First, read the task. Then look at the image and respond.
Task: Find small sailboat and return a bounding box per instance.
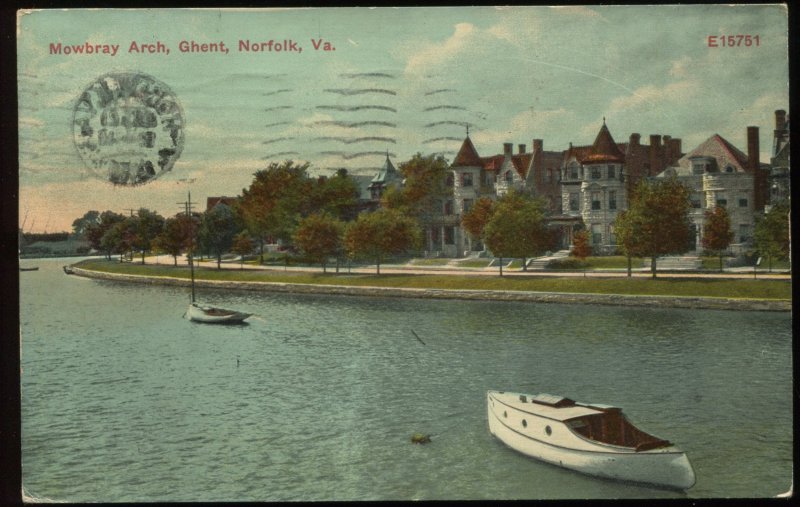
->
[182,192,251,324]
[487,390,695,490]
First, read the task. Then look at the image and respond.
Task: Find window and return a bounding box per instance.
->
[691,193,702,209]
[591,191,601,210]
[430,227,439,245]
[739,224,750,243]
[461,172,473,187]
[608,165,615,179]
[463,199,473,213]
[569,164,579,180]
[544,169,551,183]
[591,167,602,179]
[592,224,602,245]
[725,165,735,173]
[716,198,727,207]
[444,226,455,245]
[505,171,513,183]
[569,193,580,212]
[608,191,617,210]
[739,198,748,208]
[445,173,454,187]
[444,200,454,215]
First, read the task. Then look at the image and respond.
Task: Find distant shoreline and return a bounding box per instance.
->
[70,267,791,312]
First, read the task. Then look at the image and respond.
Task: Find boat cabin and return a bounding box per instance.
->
[530,393,672,452]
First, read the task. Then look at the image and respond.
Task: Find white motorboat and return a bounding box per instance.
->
[486,390,696,490]
[185,302,251,324]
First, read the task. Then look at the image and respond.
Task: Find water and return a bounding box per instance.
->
[20,259,793,501]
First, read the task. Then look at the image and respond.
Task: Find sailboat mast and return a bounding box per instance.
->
[188,191,196,303]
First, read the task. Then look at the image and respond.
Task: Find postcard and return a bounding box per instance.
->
[17,5,791,502]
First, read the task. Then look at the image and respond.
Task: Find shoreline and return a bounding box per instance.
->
[71,267,791,312]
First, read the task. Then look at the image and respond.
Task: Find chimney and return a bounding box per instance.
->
[649,135,662,175]
[629,133,640,146]
[533,139,543,152]
[747,126,765,211]
[669,138,682,163]
[518,144,526,154]
[503,143,513,157]
[775,109,787,132]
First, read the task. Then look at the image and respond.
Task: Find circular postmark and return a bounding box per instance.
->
[72,72,184,186]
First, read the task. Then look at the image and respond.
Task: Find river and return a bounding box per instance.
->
[19,258,792,501]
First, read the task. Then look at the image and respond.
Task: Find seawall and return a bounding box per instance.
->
[71,267,791,312]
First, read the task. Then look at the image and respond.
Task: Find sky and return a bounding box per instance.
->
[17,5,789,233]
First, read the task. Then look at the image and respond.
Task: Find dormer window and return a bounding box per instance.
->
[505,171,513,183]
[725,165,735,173]
[569,163,579,180]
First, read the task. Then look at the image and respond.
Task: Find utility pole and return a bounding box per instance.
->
[178,192,196,303]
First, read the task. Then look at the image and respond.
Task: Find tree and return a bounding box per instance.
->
[571,229,592,261]
[385,153,452,238]
[85,211,126,258]
[156,214,194,266]
[701,206,734,272]
[483,191,550,275]
[231,232,255,270]
[344,209,421,275]
[461,197,495,248]
[754,200,790,272]
[237,160,312,263]
[293,213,344,273]
[129,209,165,264]
[71,210,100,238]
[199,204,239,269]
[614,177,692,279]
[100,219,134,261]
[308,169,360,221]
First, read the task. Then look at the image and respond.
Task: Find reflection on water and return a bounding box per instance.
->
[20,259,792,501]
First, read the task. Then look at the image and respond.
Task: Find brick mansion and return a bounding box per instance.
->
[368,110,790,258]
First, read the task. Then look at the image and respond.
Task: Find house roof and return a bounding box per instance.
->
[581,122,626,164]
[370,153,400,184]
[206,196,238,211]
[452,136,484,167]
[675,134,750,173]
[480,153,531,178]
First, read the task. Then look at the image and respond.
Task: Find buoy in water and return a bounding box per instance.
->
[411,433,431,444]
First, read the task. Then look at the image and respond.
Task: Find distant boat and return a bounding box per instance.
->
[186,303,252,324]
[63,265,74,274]
[487,390,696,490]
[182,191,251,324]
[20,266,39,272]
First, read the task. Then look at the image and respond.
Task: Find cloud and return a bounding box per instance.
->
[472,108,576,149]
[404,23,477,75]
[608,80,697,114]
[669,56,692,78]
[549,6,607,22]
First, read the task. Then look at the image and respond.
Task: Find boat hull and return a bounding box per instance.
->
[186,304,251,324]
[487,391,695,490]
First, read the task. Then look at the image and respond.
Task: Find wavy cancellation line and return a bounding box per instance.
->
[422,105,467,112]
[318,151,396,160]
[340,72,396,79]
[315,105,397,113]
[262,137,295,145]
[261,151,300,160]
[424,120,473,128]
[424,88,456,96]
[313,120,397,128]
[264,106,294,112]
[263,89,293,96]
[323,88,397,96]
[422,137,463,144]
[265,121,292,129]
[313,136,396,144]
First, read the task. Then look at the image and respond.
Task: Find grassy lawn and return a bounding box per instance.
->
[408,258,452,266]
[455,259,492,268]
[76,259,791,301]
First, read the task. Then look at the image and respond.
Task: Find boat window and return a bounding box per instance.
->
[545,426,552,436]
[522,419,527,428]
